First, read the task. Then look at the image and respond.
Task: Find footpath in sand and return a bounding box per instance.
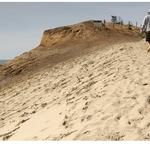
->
[1,39,150,140]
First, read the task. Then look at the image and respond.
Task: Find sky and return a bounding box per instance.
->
[0,2,150,59]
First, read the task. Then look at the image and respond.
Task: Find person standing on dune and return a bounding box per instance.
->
[141,10,150,52]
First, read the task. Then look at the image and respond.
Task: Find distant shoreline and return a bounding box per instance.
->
[0,60,9,64]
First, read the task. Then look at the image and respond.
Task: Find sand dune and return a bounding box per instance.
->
[0,21,140,88]
[1,21,149,140]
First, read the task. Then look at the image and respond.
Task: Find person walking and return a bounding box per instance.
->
[141,10,150,52]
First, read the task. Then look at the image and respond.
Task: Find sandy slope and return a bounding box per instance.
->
[0,21,140,87]
[1,39,150,140]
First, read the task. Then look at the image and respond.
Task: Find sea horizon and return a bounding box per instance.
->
[0,59,9,64]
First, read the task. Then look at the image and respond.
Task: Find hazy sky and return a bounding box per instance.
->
[0,2,150,59]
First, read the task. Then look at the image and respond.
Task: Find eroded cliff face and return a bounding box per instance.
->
[40,21,140,47]
[0,21,141,88]
[40,21,102,47]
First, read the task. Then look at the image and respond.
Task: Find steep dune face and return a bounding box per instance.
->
[1,20,147,140]
[1,40,150,140]
[0,21,140,88]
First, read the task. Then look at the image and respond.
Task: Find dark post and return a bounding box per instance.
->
[103,19,106,28]
[128,21,132,30]
[136,22,138,29]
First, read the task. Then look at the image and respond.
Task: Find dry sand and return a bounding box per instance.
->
[1,38,150,140]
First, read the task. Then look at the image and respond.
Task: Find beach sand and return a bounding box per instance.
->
[1,39,150,140]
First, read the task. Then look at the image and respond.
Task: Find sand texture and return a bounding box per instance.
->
[1,21,148,140]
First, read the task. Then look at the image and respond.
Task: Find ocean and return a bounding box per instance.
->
[0,60,8,64]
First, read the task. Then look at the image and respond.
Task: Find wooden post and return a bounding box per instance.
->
[136,22,138,29]
[113,23,114,28]
[128,21,132,30]
[103,19,106,28]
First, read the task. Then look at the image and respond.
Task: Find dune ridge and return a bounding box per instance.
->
[1,20,148,140]
[0,21,140,88]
